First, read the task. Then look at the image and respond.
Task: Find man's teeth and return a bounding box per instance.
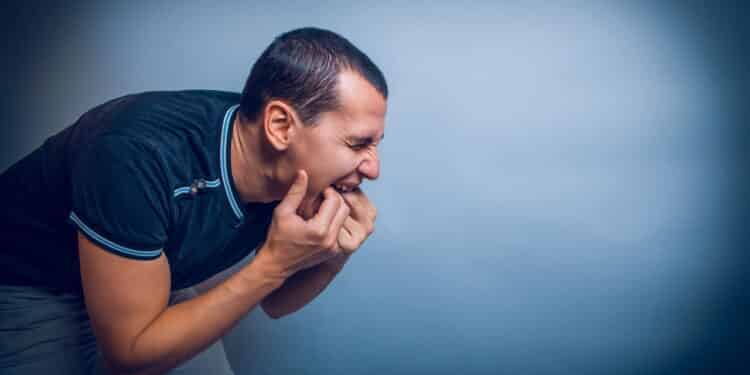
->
[332,184,351,193]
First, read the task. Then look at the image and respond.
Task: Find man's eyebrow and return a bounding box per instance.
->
[350,134,385,144]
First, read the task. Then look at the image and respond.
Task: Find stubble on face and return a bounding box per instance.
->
[287,70,386,220]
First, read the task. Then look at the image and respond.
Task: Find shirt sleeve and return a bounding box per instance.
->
[68,135,170,260]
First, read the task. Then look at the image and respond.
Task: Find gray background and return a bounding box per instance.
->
[1,1,748,374]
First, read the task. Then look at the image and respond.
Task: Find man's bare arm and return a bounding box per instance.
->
[82,170,349,374]
[261,187,375,319]
[261,253,350,319]
[79,233,285,375]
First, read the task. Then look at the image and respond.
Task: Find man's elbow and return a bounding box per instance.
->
[100,339,161,375]
[261,298,287,320]
[102,353,148,375]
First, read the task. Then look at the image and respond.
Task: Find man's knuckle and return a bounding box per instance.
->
[333,194,343,207]
[312,225,327,239]
[320,236,335,250]
[320,225,330,237]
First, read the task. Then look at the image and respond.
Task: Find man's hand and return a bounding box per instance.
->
[257,185,376,319]
[256,170,350,282]
[321,187,377,274]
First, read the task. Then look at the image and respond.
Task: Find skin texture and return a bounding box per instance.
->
[78,70,385,374]
[229,69,385,218]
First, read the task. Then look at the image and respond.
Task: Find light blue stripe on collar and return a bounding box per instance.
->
[220,104,244,221]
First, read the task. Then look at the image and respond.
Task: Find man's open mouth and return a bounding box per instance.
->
[331,183,355,194]
[299,184,357,219]
[331,185,346,194]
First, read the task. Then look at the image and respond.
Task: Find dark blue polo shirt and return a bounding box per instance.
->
[0,90,278,293]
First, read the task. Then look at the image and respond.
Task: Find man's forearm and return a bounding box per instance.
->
[109,252,285,375]
[261,254,350,319]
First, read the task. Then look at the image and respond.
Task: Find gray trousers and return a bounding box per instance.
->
[0,285,235,375]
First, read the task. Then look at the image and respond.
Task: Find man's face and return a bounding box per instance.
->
[289,70,386,219]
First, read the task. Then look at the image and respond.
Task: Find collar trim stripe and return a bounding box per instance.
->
[220,104,244,220]
[69,211,162,259]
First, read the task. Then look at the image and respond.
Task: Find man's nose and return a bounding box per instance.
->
[358,147,380,180]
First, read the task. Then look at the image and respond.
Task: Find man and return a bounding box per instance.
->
[0,27,387,374]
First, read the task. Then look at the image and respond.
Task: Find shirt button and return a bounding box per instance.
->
[190,179,207,196]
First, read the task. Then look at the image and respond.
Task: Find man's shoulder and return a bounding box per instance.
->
[68,89,239,180]
[127,89,240,109]
[86,89,240,119]
[114,89,240,100]
[172,89,241,101]
[82,89,239,142]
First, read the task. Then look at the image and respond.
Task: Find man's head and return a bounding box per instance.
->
[239,27,388,218]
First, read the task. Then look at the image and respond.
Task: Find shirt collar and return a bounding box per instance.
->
[219,104,246,221]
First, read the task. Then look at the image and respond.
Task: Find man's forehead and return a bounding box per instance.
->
[332,104,385,140]
[336,71,387,117]
[324,70,386,141]
[337,112,385,140]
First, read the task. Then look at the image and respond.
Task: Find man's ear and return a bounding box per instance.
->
[262,100,299,151]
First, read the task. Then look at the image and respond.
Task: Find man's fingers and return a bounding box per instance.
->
[341,189,376,222]
[276,170,308,215]
[343,216,366,239]
[309,187,342,232]
[338,216,366,252]
[337,223,358,252]
[329,200,350,237]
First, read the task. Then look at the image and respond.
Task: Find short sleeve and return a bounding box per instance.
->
[68,136,170,260]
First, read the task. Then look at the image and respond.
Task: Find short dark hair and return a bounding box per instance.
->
[239,27,388,125]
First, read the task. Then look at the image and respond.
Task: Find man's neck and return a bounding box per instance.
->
[229,116,280,204]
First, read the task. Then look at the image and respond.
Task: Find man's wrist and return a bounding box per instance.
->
[244,247,288,289]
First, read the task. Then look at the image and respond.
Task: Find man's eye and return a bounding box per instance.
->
[350,143,368,150]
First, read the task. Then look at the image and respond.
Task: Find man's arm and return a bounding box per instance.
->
[81,170,349,375]
[79,233,285,375]
[261,187,375,319]
[261,253,350,319]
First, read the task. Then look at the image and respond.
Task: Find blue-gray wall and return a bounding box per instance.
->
[2,1,747,374]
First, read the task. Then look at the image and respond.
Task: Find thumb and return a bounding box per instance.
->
[277,170,308,214]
